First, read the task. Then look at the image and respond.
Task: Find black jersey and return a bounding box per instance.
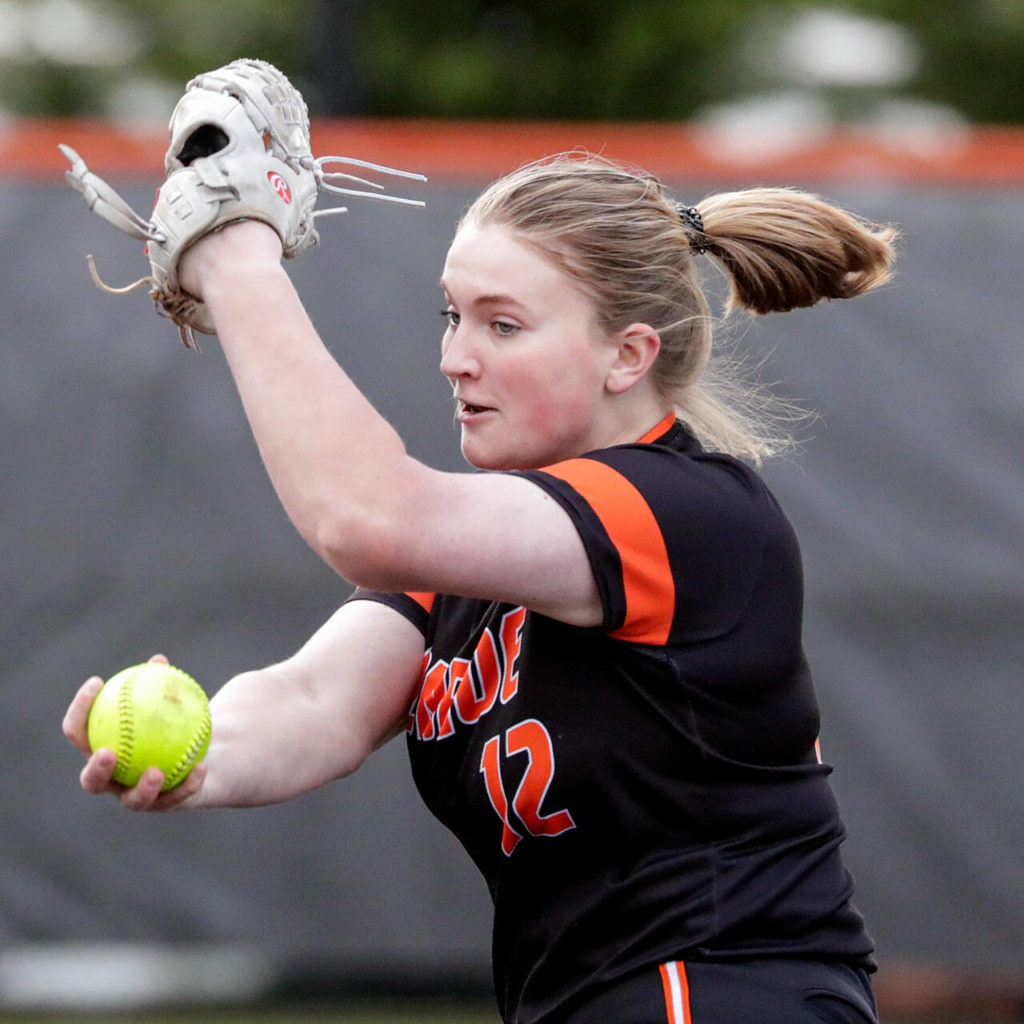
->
[350,415,874,1024]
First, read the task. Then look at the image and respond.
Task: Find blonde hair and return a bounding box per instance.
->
[461,152,897,463]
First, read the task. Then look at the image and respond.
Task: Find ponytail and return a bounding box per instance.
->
[694,188,897,315]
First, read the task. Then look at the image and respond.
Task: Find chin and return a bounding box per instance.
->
[463,449,514,471]
[461,439,535,472]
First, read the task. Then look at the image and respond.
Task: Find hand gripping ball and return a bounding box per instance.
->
[87,662,212,791]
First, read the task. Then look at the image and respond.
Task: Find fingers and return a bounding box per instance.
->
[117,767,167,811]
[80,757,206,812]
[81,761,164,811]
[62,675,104,755]
[151,762,208,812]
[118,763,208,812]
[78,746,119,794]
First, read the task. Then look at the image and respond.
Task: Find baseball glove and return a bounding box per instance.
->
[61,58,425,348]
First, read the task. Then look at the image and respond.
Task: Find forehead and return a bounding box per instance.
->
[441,221,584,307]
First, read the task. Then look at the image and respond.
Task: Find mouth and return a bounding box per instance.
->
[455,398,495,420]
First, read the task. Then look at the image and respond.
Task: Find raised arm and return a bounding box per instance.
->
[64,600,425,811]
[179,221,617,627]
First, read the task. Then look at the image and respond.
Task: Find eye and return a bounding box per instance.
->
[440,308,460,328]
[492,319,519,337]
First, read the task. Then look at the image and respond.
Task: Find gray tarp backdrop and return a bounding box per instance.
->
[1,175,1021,1002]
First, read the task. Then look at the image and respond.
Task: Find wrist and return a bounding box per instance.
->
[179,220,283,300]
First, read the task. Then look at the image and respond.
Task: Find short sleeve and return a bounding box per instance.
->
[517,446,769,645]
[345,588,435,637]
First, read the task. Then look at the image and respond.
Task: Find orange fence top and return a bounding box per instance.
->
[4,117,1023,186]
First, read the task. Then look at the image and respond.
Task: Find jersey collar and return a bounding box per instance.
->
[635,412,677,445]
[634,412,704,454]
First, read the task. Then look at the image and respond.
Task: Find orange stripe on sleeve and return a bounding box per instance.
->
[405,591,436,614]
[544,459,674,645]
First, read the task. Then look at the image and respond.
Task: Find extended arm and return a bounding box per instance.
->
[64,600,424,811]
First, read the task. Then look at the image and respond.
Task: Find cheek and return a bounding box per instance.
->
[517,374,598,448]
[493,331,608,444]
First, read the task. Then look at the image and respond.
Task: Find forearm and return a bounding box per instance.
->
[194,230,415,580]
[185,599,423,810]
[186,663,372,809]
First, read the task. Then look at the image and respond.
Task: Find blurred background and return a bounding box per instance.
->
[1,1,1022,1022]
[1,0,1023,127]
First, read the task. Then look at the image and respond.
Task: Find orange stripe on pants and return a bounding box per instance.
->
[659,961,692,1023]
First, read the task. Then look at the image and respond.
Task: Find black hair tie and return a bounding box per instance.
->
[676,203,709,254]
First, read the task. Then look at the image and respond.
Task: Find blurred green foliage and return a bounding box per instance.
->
[355,1,741,120]
[1,0,1022,123]
[0,0,307,117]
[353,0,1024,122]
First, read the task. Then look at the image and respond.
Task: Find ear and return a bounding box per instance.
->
[605,323,661,395]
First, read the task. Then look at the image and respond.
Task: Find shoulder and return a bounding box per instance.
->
[514,427,790,645]
[523,427,771,544]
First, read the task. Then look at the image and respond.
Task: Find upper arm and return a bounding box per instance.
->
[338,465,604,627]
[288,598,426,756]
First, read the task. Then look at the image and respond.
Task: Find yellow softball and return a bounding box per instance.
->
[87,662,211,791]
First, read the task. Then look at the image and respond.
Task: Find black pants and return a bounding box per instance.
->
[561,958,879,1024]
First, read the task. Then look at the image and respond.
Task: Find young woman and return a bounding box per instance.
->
[65,153,896,1024]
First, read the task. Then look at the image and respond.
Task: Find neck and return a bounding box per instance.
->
[600,393,674,448]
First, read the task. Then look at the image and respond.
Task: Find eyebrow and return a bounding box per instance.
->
[440,281,526,310]
[474,293,525,308]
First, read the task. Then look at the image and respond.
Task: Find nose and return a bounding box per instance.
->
[440,323,481,380]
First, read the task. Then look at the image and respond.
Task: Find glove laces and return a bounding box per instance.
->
[313,156,427,216]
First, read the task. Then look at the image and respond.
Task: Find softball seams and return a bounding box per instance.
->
[164,705,212,788]
[160,667,212,790]
[113,673,136,785]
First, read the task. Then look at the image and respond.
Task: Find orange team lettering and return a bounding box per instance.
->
[480,719,577,856]
[408,606,526,741]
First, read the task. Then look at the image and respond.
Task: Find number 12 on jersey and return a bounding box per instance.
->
[480,719,577,856]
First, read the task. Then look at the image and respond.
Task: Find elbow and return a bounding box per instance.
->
[308,458,438,590]
[314,509,410,591]
[328,730,375,782]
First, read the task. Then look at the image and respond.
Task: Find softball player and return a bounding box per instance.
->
[66,153,895,1024]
